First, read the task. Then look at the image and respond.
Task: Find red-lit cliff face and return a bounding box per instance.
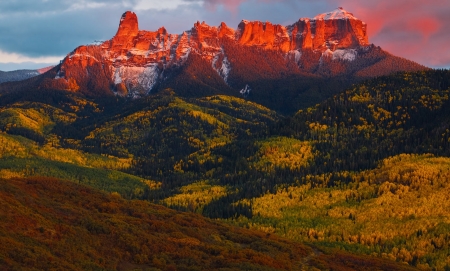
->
[54,8,373,97]
[111,11,139,52]
[237,21,291,52]
[235,7,368,53]
[289,7,369,51]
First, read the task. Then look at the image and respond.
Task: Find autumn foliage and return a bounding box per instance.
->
[0,177,417,270]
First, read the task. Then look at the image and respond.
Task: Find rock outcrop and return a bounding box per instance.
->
[237,21,291,52]
[54,7,373,97]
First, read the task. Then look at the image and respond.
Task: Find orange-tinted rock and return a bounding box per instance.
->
[64,46,100,70]
[292,8,369,51]
[312,17,368,50]
[111,11,139,52]
[289,8,368,51]
[115,82,128,96]
[134,28,169,53]
[237,21,291,52]
[54,8,372,96]
[175,32,191,60]
[218,22,235,39]
[290,19,313,50]
[191,21,220,49]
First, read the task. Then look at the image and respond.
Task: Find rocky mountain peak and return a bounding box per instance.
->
[117,11,139,37]
[218,22,235,39]
[313,7,359,21]
[51,8,422,99]
[111,11,139,52]
[237,20,291,52]
[290,7,369,51]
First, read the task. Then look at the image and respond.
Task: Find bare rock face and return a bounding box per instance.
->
[310,8,368,50]
[54,7,372,97]
[190,21,222,60]
[237,21,291,52]
[218,22,235,39]
[111,11,139,52]
[289,19,313,50]
[290,8,368,51]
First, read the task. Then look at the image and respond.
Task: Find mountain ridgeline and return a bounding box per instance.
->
[1,8,426,114]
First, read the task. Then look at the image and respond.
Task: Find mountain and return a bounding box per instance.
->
[0,66,53,84]
[38,8,426,114]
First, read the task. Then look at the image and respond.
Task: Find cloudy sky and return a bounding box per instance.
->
[0,0,449,71]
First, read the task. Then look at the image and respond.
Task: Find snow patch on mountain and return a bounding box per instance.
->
[314,7,358,21]
[128,49,149,57]
[240,84,251,97]
[212,49,231,83]
[69,53,99,62]
[288,50,302,63]
[332,49,357,61]
[88,40,105,46]
[322,49,357,62]
[55,70,63,79]
[219,56,231,82]
[113,65,160,96]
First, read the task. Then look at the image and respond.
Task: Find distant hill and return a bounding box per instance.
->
[0,66,54,84]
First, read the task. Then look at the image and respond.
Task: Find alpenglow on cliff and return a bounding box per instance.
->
[51,8,423,98]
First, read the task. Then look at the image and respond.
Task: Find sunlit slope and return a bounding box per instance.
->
[161,70,450,269]
[231,154,450,270]
[80,93,279,178]
[0,132,154,198]
[0,177,417,270]
[0,68,448,269]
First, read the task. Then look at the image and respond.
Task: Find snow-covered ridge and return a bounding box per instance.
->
[212,48,231,83]
[88,40,105,46]
[322,49,358,62]
[68,53,99,62]
[314,7,358,21]
[113,65,159,97]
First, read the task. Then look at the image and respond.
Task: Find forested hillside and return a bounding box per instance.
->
[0,69,449,269]
[159,44,427,114]
[0,69,40,84]
[0,177,419,270]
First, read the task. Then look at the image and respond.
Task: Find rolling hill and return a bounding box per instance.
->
[0,69,449,269]
[0,177,417,270]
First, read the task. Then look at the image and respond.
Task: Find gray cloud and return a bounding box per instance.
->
[0,1,127,58]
